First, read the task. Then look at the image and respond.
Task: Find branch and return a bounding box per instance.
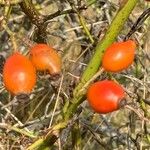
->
[20,0,46,42]
[27,0,139,149]
[20,1,87,42]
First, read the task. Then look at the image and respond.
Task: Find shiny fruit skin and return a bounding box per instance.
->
[30,44,61,75]
[102,40,136,72]
[3,52,36,95]
[87,80,125,114]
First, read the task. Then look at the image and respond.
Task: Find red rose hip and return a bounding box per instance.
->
[87,80,125,114]
[102,40,136,72]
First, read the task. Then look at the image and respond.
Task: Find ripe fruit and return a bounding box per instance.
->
[87,80,125,114]
[29,43,61,76]
[102,40,136,72]
[3,52,36,95]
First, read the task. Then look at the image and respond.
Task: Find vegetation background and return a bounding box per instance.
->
[0,0,150,149]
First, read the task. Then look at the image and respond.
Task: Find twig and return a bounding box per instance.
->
[0,101,30,132]
[25,91,51,122]
[125,105,150,123]
[49,75,64,127]
[0,123,36,138]
[67,1,94,44]
[78,68,104,94]
[124,8,150,41]
[44,6,87,24]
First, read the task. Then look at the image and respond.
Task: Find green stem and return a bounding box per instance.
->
[65,0,139,120]
[27,122,67,150]
[74,0,139,96]
[78,14,95,44]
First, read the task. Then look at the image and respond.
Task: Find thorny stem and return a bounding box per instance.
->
[20,0,46,42]
[20,0,44,27]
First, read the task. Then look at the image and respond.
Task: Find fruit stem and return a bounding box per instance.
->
[78,68,104,94]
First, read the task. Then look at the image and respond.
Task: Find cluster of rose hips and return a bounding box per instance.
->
[2,39,136,115]
[3,43,61,96]
[87,40,136,114]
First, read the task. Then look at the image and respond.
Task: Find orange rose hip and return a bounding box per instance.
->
[102,40,136,72]
[87,80,125,114]
[3,52,36,95]
[30,44,61,76]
